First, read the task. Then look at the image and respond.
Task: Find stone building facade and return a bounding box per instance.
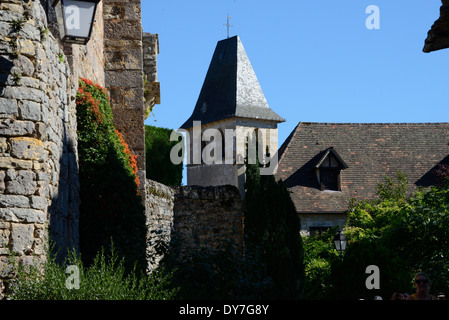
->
[0,0,157,296]
[0,0,80,292]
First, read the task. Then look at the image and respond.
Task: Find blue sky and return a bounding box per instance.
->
[141,1,447,183]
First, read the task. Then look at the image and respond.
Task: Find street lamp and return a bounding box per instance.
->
[52,0,100,45]
[334,230,347,259]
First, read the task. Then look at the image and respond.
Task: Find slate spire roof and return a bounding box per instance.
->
[423,0,449,52]
[181,36,284,129]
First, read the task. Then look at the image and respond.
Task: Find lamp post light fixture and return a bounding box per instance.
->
[52,0,100,45]
[334,230,347,259]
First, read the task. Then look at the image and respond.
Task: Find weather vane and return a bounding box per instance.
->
[223,14,233,39]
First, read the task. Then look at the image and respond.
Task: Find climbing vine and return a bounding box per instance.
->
[76,78,139,187]
[76,78,146,272]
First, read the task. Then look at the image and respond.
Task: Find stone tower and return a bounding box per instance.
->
[180,36,284,198]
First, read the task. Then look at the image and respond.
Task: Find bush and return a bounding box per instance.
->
[331,238,411,300]
[160,241,272,300]
[6,246,178,300]
[76,78,146,272]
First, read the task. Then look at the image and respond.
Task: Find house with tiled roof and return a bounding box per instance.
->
[274,1,449,235]
[275,122,449,235]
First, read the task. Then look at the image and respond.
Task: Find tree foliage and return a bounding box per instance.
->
[342,171,449,298]
[302,228,340,300]
[145,125,183,186]
[244,159,305,299]
[303,171,449,300]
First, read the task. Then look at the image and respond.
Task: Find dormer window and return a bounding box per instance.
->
[315,147,348,191]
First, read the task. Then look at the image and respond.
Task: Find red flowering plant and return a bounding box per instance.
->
[76,78,139,188]
[116,129,140,187]
[76,78,146,271]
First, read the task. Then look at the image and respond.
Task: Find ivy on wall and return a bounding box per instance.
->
[76,78,146,272]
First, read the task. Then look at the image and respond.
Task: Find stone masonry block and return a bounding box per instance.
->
[103,3,124,20]
[10,223,34,255]
[0,171,4,193]
[0,97,18,117]
[5,170,36,195]
[3,86,45,103]
[0,21,13,36]
[0,118,34,137]
[105,70,143,88]
[13,54,35,77]
[0,8,22,23]
[0,157,33,170]
[0,194,29,208]
[109,86,144,110]
[30,196,46,210]
[104,20,142,40]
[19,100,41,121]
[17,39,35,57]
[10,137,45,161]
[0,137,8,153]
[0,226,10,249]
[0,208,45,224]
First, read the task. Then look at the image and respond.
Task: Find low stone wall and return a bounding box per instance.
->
[173,184,244,255]
[145,179,244,272]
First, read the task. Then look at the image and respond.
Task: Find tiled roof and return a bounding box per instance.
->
[275,122,449,213]
[180,36,284,129]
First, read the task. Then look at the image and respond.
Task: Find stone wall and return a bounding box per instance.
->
[145,179,244,273]
[46,0,105,87]
[143,32,160,119]
[0,0,149,297]
[0,0,79,296]
[173,184,244,255]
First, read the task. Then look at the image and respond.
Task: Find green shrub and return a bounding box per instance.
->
[145,125,183,186]
[6,246,178,300]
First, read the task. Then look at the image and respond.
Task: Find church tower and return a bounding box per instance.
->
[180,36,284,198]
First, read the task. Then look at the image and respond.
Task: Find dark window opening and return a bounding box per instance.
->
[320,167,340,191]
[316,150,346,192]
[309,226,331,236]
